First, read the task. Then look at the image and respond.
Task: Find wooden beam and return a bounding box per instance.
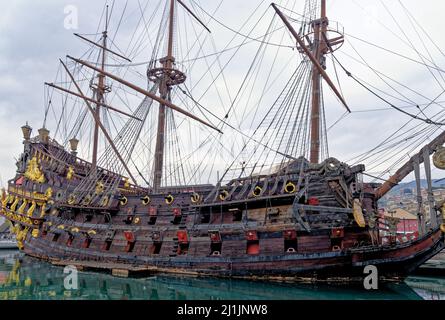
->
[45,83,142,121]
[74,33,132,62]
[177,0,211,33]
[59,59,138,185]
[271,3,350,113]
[375,129,445,200]
[67,55,222,134]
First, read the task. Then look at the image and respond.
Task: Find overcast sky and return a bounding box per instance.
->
[1,0,445,187]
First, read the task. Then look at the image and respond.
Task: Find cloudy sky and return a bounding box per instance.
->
[1,0,445,187]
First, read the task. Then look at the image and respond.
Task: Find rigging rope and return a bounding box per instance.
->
[330,52,445,126]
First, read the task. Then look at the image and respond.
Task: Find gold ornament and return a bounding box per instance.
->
[24,157,45,183]
[433,146,445,170]
[95,182,105,195]
[353,199,366,228]
[27,201,37,217]
[66,167,75,180]
[10,197,20,212]
[100,196,109,207]
[45,187,53,200]
[67,194,76,205]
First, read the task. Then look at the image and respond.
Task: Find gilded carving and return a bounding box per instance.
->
[24,157,45,183]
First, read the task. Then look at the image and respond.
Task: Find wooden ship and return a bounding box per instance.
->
[0,0,444,282]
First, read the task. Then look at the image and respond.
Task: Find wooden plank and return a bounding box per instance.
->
[294,204,352,214]
[260,238,284,254]
[112,269,130,278]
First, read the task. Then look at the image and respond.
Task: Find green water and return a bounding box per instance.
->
[0,251,443,300]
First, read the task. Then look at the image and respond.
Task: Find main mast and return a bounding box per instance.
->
[309,0,328,164]
[149,0,187,192]
[154,0,174,191]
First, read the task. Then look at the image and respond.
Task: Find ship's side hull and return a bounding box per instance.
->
[21,225,444,282]
[4,140,444,283]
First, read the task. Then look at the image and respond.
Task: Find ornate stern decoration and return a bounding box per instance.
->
[24,157,45,184]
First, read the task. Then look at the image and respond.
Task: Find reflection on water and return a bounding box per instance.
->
[0,251,440,300]
[405,276,445,300]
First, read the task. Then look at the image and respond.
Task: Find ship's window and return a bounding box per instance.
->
[231,209,242,222]
[210,242,222,256]
[125,242,136,253]
[246,240,260,255]
[178,243,189,255]
[200,213,210,224]
[84,214,93,223]
[298,196,306,204]
[331,238,343,251]
[104,213,112,224]
[148,216,157,225]
[103,239,112,251]
[82,238,92,249]
[172,216,182,225]
[124,216,133,225]
[52,233,60,242]
[284,239,298,253]
[66,235,74,247]
[150,242,162,255]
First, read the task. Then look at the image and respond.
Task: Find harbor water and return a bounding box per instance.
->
[0,251,443,300]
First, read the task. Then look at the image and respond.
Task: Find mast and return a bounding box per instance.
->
[152,0,181,192]
[92,5,109,169]
[310,0,328,164]
[143,0,211,191]
[272,1,348,164]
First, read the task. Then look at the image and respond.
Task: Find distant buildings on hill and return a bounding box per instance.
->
[378,185,445,244]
